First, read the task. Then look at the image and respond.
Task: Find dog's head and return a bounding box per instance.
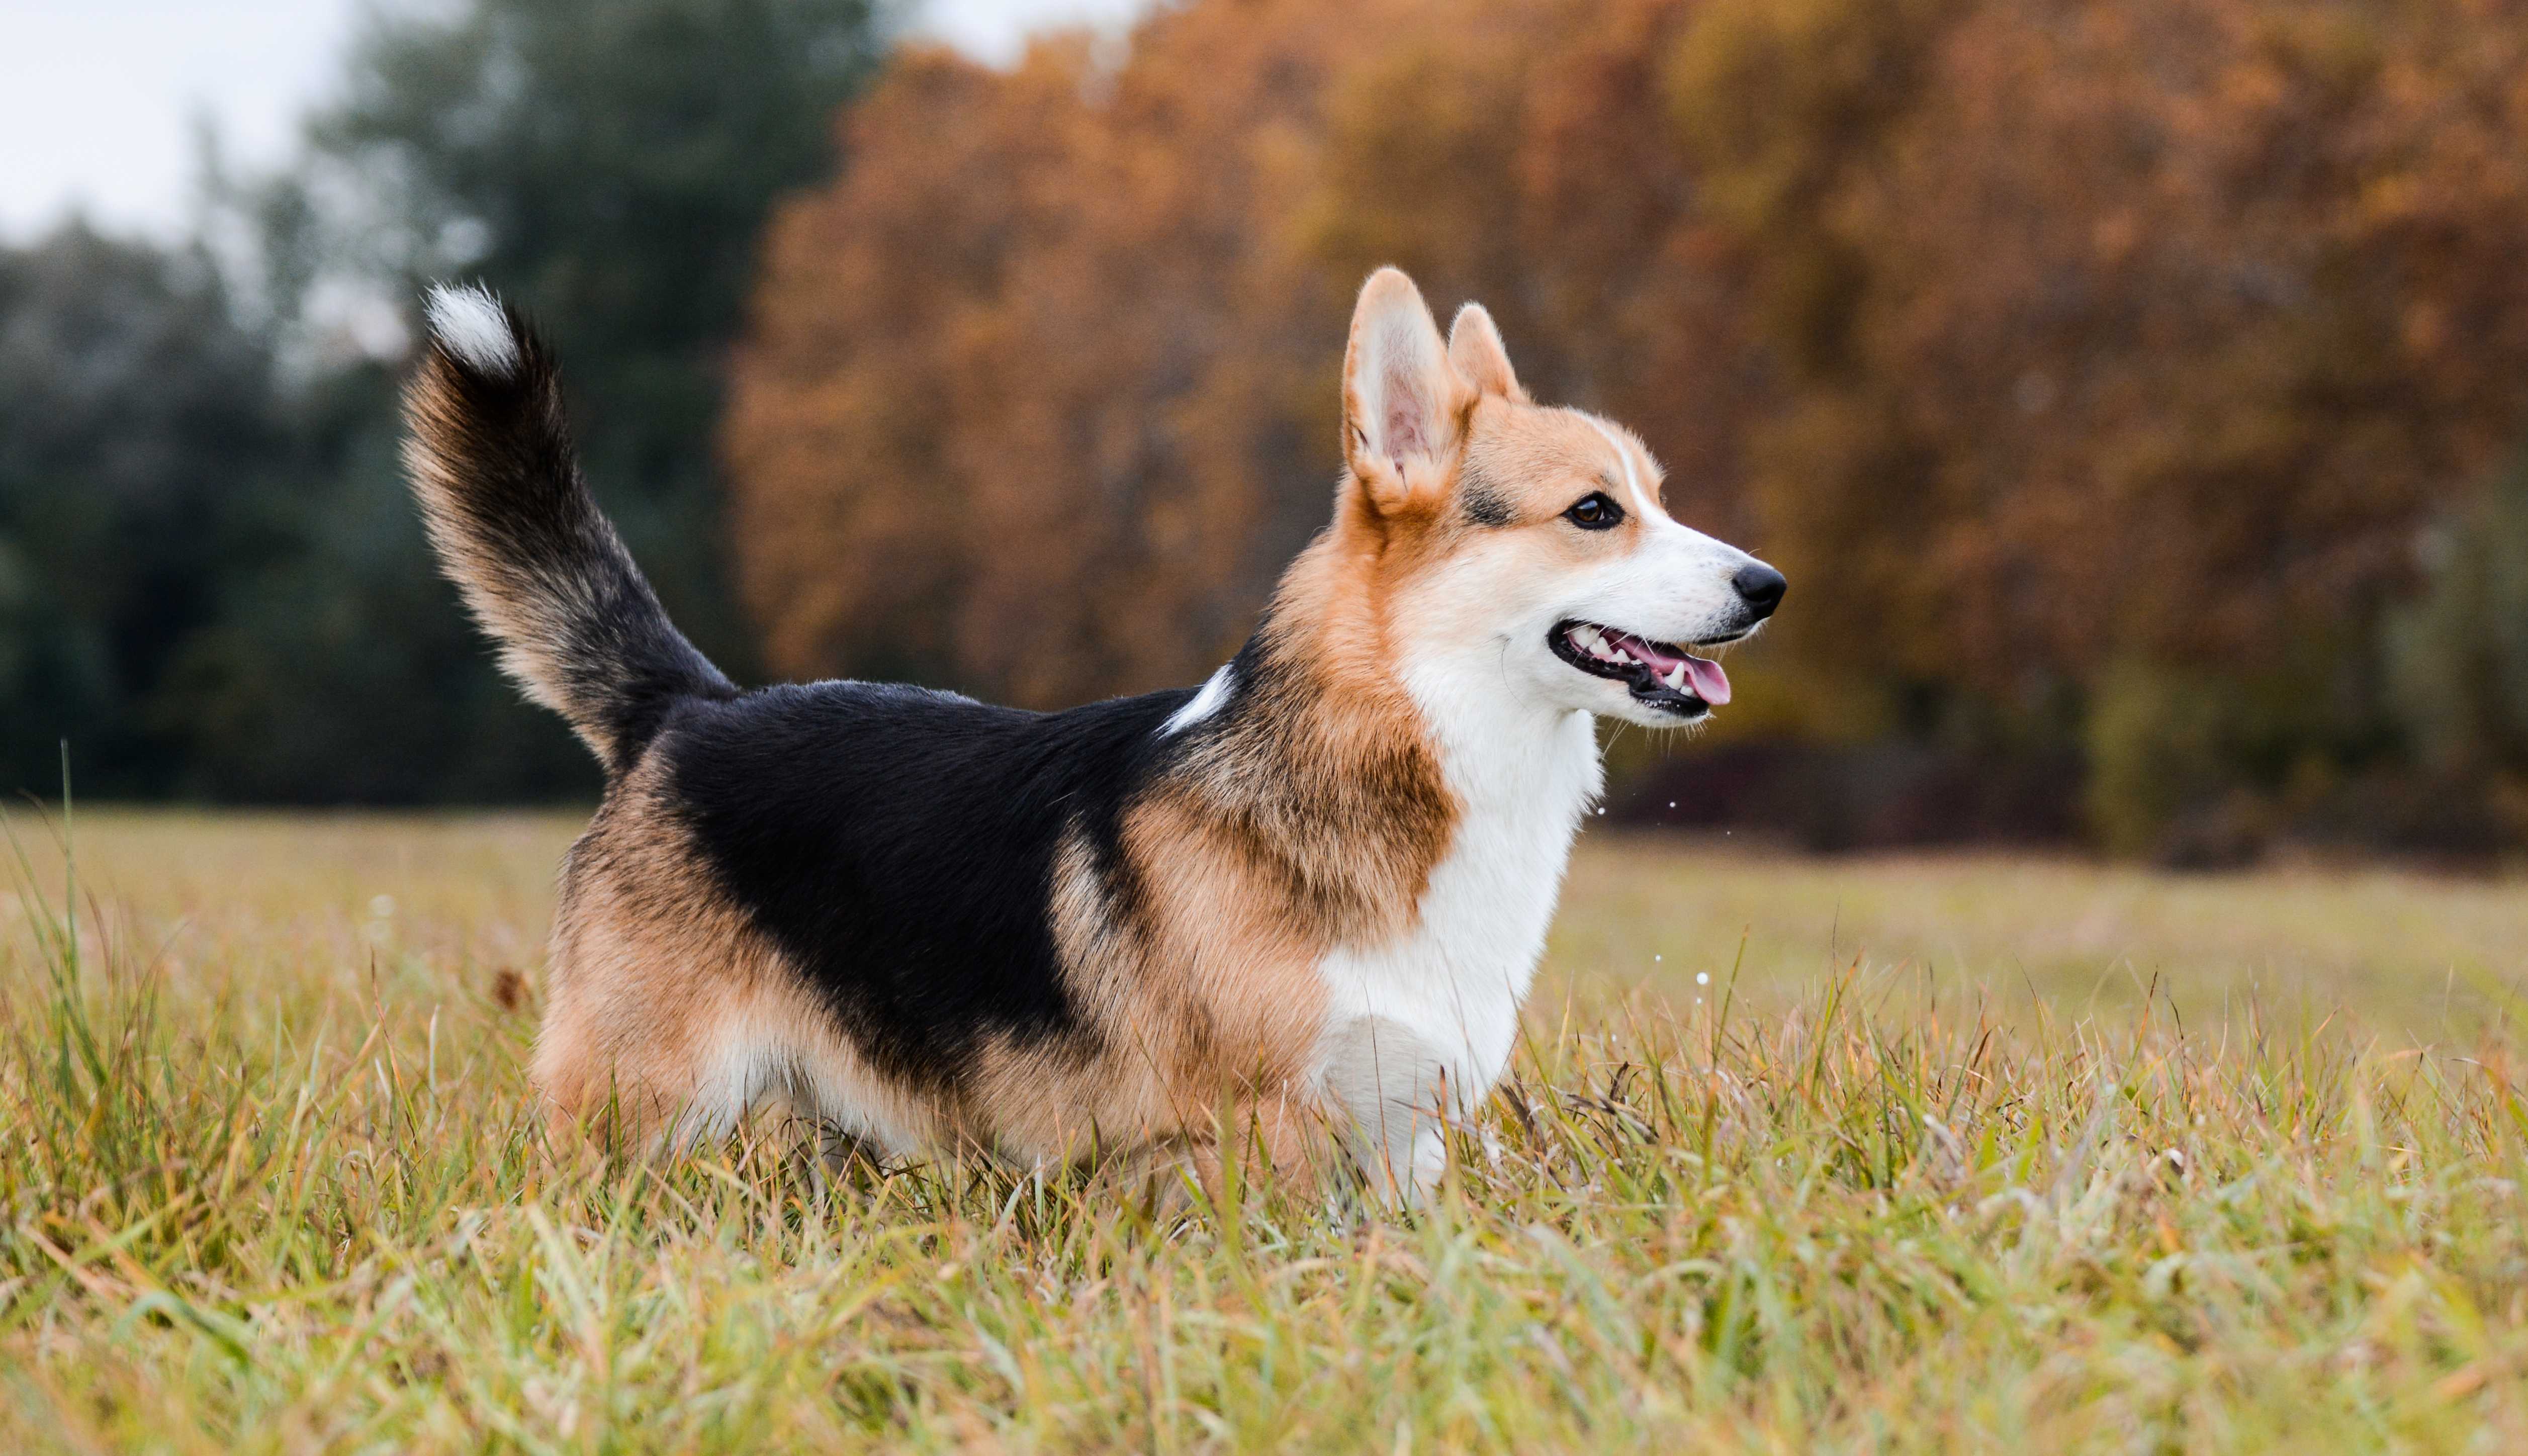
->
[1332,267,1782,729]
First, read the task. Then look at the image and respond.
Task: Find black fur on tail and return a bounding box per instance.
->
[402,284,735,773]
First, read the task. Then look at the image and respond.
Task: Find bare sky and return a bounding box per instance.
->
[0,0,1146,241]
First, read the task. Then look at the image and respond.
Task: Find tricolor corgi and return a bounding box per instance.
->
[403,267,1782,1201]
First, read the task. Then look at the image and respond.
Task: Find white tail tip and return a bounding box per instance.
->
[423,282,520,378]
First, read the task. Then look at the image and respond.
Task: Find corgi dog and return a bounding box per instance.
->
[403,267,1782,1201]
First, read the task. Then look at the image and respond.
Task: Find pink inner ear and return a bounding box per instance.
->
[1383,374,1427,459]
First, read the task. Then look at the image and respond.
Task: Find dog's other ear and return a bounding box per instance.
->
[1447,303,1526,403]
[1343,267,1472,516]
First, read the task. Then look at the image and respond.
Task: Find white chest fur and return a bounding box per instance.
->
[1310,666,1600,1191]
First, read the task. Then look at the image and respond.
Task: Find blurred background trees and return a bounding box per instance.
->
[309,0,886,671]
[1,0,884,802]
[732,0,2528,858]
[0,227,282,797]
[10,0,2528,861]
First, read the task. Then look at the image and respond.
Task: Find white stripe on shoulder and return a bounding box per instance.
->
[1159,663,1235,737]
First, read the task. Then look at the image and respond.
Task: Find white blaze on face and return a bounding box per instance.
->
[1387,405,1767,732]
[1567,414,1756,649]
[1583,416,1662,522]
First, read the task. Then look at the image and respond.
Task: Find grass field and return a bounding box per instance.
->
[5,809,2527,1451]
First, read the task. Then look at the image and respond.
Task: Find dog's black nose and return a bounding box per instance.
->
[1733,562,1786,617]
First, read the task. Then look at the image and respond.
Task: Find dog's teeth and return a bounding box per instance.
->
[1664,663,1686,691]
[1575,626,1603,650]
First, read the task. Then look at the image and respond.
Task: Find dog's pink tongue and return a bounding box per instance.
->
[1682,655,1731,706]
[1623,634,1732,706]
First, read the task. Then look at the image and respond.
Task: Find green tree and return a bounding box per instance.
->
[2385,450,2528,782]
[0,225,280,798]
[2,0,889,804]
[309,0,890,670]
[151,357,598,804]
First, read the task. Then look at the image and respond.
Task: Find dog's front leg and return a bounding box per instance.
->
[1315,1016,1456,1205]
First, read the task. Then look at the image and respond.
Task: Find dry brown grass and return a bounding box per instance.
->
[4,810,2524,1451]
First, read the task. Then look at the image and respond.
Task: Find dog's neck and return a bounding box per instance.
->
[1160,524,1598,948]
[1265,507,1600,795]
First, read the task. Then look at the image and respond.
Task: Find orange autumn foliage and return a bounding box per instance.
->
[726,0,2528,752]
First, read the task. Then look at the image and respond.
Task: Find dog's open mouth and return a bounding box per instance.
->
[1549,620,1731,718]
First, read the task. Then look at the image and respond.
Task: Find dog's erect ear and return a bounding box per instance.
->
[1343,267,1473,516]
[1447,303,1525,403]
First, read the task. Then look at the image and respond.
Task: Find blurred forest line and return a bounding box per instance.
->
[731,0,2528,860]
[1,0,882,802]
[9,0,2528,862]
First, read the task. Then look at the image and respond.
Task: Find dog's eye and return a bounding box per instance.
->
[1563,492,1623,530]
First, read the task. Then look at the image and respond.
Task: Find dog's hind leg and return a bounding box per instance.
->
[530,987,767,1154]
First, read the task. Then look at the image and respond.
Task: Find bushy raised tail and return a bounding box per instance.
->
[402,284,735,773]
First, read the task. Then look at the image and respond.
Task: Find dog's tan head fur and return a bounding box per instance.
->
[1313,267,1777,732]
